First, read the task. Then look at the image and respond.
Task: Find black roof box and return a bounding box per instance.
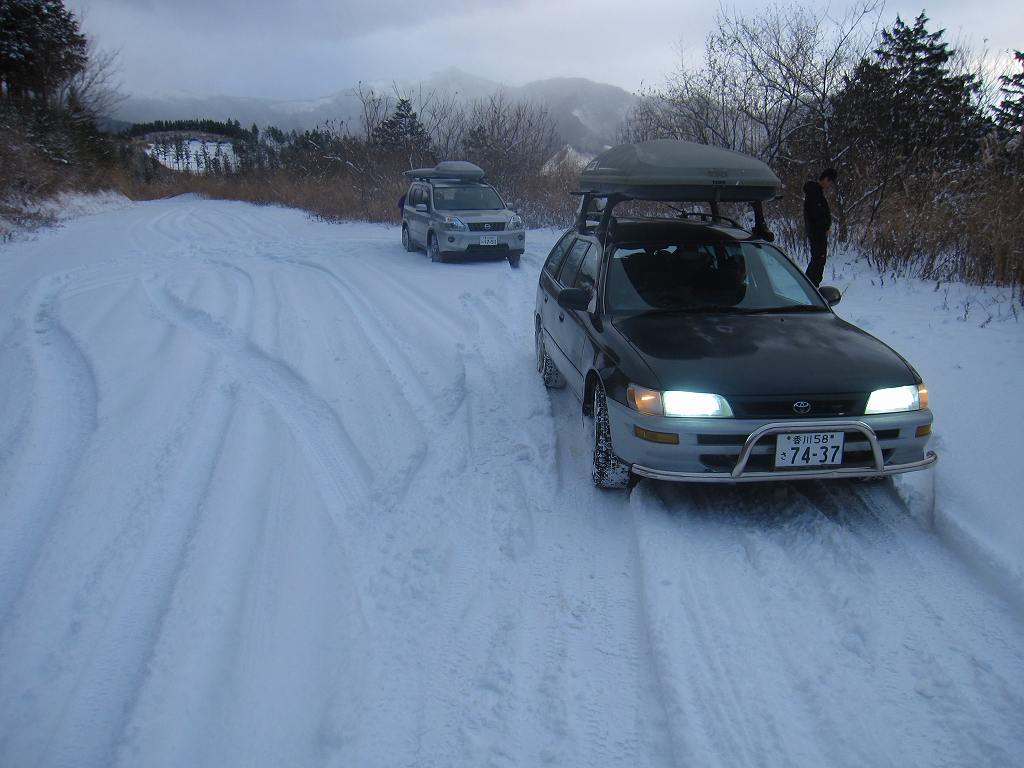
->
[578,140,779,202]
[403,161,485,182]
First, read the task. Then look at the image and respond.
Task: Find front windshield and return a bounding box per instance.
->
[605,240,827,314]
[432,186,504,211]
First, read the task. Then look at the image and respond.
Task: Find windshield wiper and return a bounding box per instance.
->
[637,305,755,315]
[742,305,829,314]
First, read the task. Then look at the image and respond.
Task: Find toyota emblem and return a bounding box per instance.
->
[793,401,812,414]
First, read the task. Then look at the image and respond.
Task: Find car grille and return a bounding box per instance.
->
[730,396,866,419]
[468,222,506,232]
[696,429,899,446]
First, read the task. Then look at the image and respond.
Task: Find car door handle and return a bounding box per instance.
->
[543,295,548,303]
[558,312,564,321]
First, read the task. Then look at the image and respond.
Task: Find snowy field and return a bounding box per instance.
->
[1,196,1022,767]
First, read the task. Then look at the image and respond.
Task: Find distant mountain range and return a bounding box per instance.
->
[114,68,638,153]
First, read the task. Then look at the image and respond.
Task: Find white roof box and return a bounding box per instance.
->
[578,140,780,202]
[403,161,486,182]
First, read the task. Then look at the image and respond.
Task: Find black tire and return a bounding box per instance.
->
[402,224,415,252]
[429,233,444,263]
[535,325,565,388]
[588,383,632,489]
[508,251,521,268]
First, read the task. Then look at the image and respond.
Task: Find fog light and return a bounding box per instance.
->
[634,426,679,444]
[915,424,931,437]
[447,236,455,243]
[518,234,524,241]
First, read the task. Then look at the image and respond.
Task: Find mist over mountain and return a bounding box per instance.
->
[115,69,637,153]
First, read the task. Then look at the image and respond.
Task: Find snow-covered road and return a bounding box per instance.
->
[1,197,1022,767]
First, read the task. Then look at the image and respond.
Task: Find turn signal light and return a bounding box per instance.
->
[634,426,679,444]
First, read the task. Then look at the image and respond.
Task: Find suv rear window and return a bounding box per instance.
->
[433,186,504,211]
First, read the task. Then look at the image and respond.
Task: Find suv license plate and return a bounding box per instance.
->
[775,432,844,468]
[480,235,498,246]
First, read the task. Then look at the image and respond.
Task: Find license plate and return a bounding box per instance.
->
[480,235,498,245]
[775,432,844,468]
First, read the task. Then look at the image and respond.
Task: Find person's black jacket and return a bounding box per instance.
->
[803,180,831,239]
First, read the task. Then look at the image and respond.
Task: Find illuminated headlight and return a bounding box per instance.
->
[628,385,733,418]
[443,216,468,231]
[508,214,524,229]
[865,384,928,414]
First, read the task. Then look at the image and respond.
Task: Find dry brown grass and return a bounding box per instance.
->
[74,133,1024,302]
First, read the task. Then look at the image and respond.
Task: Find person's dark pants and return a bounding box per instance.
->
[806,233,828,286]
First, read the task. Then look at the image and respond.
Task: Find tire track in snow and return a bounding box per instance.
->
[416,290,583,765]
[0,331,32,494]
[336,279,547,765]
[628,483,847,766]
[141,274,372,521]
[267,256,445,417]
[36,372,237,768]
[791,481,1024,763]
[346,256,473,340]
[247,255,457,509]
[0,277,99,626]
[630,479,1024,768]
[623,488,691,768]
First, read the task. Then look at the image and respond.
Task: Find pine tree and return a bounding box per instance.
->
[833,13,986,164]
[371,98,431,161]
[994,51,1024,137]
[0,0,87,106]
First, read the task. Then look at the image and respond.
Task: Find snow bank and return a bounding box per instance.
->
[823,250,1024,598]
[1,190,132,242]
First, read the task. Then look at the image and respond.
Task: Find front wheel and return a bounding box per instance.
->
[402,224,415,252]
[508,251,521,269]
[587,383,632,489]
[429,233,444,263]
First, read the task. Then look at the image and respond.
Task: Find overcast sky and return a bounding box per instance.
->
[77,0,1022,100]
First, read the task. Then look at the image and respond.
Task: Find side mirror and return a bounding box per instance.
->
[557,287,591,311]
[819,285,842,306]
[414,203,428,212]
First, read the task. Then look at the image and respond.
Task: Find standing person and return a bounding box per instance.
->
[803,168,836,286]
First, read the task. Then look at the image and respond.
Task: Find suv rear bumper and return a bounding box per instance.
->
[606,398,936,483]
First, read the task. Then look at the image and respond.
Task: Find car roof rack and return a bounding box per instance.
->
[574,140,781,241]
[403,160,486,184]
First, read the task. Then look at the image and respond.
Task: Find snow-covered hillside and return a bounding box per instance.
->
[0,197,1022,767]
[145,139,237,173]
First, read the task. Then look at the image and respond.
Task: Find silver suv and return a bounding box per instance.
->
[401,161,525,267]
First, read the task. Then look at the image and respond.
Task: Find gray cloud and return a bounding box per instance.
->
[77,0,1023,100]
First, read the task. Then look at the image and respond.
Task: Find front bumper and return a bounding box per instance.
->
[607,398,936,483]
[437,228,525,256]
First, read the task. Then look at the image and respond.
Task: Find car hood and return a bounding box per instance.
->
[612,311,917,396]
